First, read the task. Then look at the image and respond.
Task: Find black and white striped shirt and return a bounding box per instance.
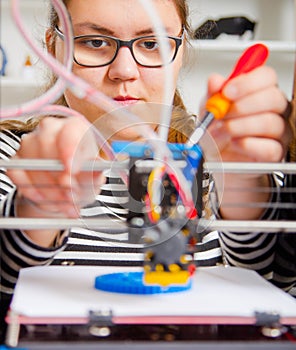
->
[0,129,222,294]
[0,129,295,299]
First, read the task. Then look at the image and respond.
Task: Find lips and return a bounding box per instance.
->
[113,96,139,106]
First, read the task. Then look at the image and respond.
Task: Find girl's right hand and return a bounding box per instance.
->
[8,116,104,219]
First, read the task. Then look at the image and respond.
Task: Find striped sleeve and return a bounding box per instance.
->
[273,173,296,296]
[272,233,296,296]
[218,172,296,296]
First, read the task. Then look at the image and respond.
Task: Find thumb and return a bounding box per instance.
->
[199,73,227,118]
[207,73,226,97]
[57,117,98,175]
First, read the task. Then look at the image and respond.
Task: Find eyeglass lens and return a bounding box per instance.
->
[74,36,178,67]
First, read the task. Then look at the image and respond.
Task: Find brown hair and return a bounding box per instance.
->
[2,0,195,142]
[0,118,40,136]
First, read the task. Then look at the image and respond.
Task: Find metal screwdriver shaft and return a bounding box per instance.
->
[187,111,214,145]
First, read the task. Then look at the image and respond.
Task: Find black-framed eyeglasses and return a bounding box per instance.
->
[55,26,184,68]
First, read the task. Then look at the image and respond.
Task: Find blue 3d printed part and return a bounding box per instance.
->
[94,272,192,294]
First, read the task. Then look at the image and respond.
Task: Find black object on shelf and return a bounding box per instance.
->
[194,16,257,40]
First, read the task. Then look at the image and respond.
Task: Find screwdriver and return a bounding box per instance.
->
[187,43,269,145]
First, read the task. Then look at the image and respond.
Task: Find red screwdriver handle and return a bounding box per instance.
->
[206,43,269,119]
[224,43,269,86]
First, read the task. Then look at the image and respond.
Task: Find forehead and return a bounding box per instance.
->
[66,0,182,36]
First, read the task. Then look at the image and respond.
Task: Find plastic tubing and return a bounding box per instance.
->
[135,1,197,216]
[6,0,117,172]
[7,0,152,133]
[4,0,195,210]
[8,1,171,162]
[38,104,115,160]
[0,0,73,119]
[7,1,167,150]
[9,0,119,164]
[137,0,174,144]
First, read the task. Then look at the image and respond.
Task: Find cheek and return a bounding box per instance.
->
[63,75,106,123]
[54,42,105,89]
[67,66,107,112]
[72,66,104,87]
[64,90,106,124]
[144,66,180,103]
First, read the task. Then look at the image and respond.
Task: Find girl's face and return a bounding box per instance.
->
[54,0,184,135]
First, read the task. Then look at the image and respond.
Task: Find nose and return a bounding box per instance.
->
[108,47,140,81]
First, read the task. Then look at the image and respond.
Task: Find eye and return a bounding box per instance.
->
[140,38,159,51]
[76,37,109,49]
[88,39,105,48]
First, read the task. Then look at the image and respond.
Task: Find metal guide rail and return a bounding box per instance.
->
[0,217,296,232]
[1,159,296,173]
[2,157,296,349]
[0,158,295,232]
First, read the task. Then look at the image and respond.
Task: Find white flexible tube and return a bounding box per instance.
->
[137,0,175,144]
[3,0,195,209]
[0,0,73,119]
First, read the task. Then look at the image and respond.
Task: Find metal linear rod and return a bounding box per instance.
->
[0,159,127,171]
[0,159,296,174]
[205,162,296,174]
[0,217,295,232]
[0,218,126,231]
[200,219,296,233]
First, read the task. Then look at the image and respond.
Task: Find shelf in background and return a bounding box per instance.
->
[0,77,45,107]
[0,77,43,88]
[1,0,48,10]
[190,40,296,53]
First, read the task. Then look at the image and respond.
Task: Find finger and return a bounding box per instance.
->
[57,118,98,174]
[222,66,278,101]
[56,118,103,208]
[217,113,288,140]
[280,100,293,119]
[226,86,288,119]
[227,137,285,163]
[198,74,226,118]
[7,165,44,203]
[35,117,85,204]
[9,165,79,218]
[19,127,71,209]
[207,73,226,97]
[15,133,60,202]
[40,117,102,211]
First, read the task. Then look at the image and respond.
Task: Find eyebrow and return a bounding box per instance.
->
[73,22,173,37]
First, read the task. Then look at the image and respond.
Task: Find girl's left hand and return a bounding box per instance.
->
[201,65,292,163]
[200,65,293,220]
